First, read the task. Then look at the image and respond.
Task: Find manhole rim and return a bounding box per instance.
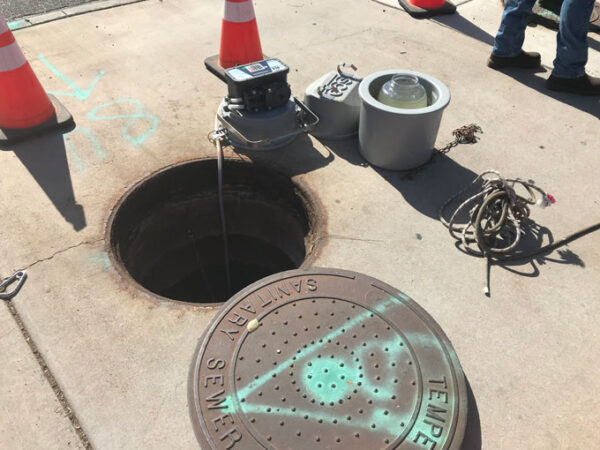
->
[104,157,326,308]
[188,267,468,449]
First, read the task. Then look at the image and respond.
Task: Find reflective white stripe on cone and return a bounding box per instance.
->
[0,17,9,33]
[223,0,256,23]
[0,41,27,72]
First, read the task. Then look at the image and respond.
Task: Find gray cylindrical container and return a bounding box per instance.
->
[358,70,450,170]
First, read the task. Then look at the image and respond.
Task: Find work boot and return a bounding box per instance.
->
[546,73,600,96]
[487,50,541,69]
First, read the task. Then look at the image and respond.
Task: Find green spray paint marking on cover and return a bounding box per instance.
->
[233,297,400,401]
[221,295,423,437]
[215,292,454,443]
[239,403,405,434]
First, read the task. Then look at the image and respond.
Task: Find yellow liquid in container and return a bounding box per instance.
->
[376,95,428,109]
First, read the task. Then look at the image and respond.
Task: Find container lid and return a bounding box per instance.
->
[359,70,450,115]
[304,71,361,140]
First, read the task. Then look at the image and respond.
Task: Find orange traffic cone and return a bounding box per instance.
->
[205,0,265,79]
[0,15,73,145]
[399,0,456,17]
[218,0,263,68]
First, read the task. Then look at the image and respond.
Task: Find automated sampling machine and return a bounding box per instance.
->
[205,57,319,151]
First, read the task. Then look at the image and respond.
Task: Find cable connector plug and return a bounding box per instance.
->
[537,193,556,208]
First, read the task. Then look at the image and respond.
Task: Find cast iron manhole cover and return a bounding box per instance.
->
[188,269,467,449]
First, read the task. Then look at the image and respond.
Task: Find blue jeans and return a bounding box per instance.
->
[492,0,595,78]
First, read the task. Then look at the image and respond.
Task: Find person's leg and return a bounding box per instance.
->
[546,0,600,94]
[493,0,537,57]
[552,0,595,77]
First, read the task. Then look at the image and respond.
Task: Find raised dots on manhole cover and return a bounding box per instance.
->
[188,269,467,449]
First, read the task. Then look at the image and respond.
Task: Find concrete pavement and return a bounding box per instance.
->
[1,303,84,449]
[0,0,598,448]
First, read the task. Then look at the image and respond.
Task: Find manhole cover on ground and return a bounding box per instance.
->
[107,159,322,305]
[188,269,467,449]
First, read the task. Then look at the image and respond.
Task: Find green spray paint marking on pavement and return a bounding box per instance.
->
[87,99,159,146]
[38,55,105,101]
[65,127,107,173]
[8,20,29,31]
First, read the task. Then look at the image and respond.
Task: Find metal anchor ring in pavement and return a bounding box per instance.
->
[0,271,27,300]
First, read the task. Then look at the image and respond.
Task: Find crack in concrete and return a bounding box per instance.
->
[317,234,384,243]
[16,238,105,272]
[3,301,93,449]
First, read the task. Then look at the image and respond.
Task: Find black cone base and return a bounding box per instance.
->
[398,0,456,17]
[0,95,74,147]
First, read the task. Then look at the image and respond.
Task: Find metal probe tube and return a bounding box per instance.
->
[215,117,233,297]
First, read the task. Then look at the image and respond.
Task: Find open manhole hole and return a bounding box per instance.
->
[108,159,323,305]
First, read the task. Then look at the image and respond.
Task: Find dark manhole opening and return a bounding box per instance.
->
[108,159,322,305]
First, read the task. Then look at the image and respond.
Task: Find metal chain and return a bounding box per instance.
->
[437,124,483,154]
[401,123,482,180]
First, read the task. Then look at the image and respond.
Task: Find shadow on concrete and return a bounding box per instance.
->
[316,137,369,168]
[445,197,587,275]
[430,13,599,118]
[313,136,590,303]
[321,137,588,288]
[527,23,600,52]
[433,9,600,54]
[237,133,335,177]
[587,36,600,53]
[499,66,600,118]
[375,154,479,219]
[5,132,87,231]
[491,221,586,279]
[493,65,600,117]
[445,217,586,293]
[461,376,482,450]
[317,137,478,219]
[432,13,496,47]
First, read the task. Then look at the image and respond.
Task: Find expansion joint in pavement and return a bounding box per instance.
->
[3,300,92,449]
